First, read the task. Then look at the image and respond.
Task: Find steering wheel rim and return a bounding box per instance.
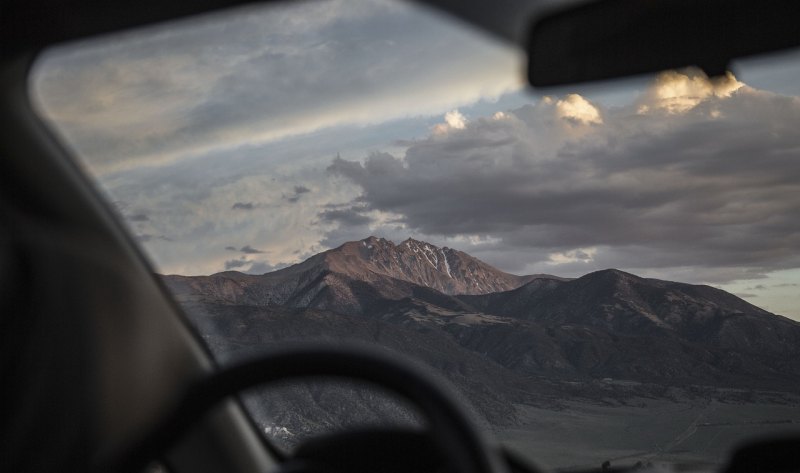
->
[96,343,507,473]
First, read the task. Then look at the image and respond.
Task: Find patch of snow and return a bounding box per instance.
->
[441,249,452,277]
[421,249,435,268]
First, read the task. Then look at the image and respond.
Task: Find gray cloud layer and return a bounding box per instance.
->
[33,0,520,173]
[330,73,800,282]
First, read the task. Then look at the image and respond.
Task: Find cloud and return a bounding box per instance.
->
[33,0,522,174]
[444,110,467,129]
[285,185,313,203]
[555,94,602,125]
[329,70,800,283]
[637,69,744,114]
[224,258,250,270]
[240,245,265,254]
[318,207,372,226]
[128,213,150,222]
[95,146,361,276]
[223,257,288,274]
[225,246,237,251]
[244,261,288,275]
[432,109,469,134]
[547,248,597,265]
[232,202,255,210]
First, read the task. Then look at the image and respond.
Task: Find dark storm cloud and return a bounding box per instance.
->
[225,246,237,251]
[240,245,265,254]
[329,77,800,282]
[232,202,255,210]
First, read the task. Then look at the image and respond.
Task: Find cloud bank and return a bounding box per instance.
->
[329,70,800,283]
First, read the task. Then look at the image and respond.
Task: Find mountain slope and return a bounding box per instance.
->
[165,236,557,313]
[457,269,800,386]
[165,237,800,430]
[461,268,776,333]
[318,236,546,295]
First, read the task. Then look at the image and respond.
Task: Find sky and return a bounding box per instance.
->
[32,0,800,319]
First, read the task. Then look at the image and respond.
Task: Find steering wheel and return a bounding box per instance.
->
[96,344,508,473]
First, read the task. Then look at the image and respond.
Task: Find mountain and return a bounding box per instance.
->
[460,268,777,335]
[312,236,549,295]
[456,269,800,388]
[166,236,560,314]
[164,238,800,436]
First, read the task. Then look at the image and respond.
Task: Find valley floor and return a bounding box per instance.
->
[498,398,800,471]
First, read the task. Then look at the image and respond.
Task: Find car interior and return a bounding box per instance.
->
[2,0,800,472]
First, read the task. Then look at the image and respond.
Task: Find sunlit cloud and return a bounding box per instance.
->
[432,109,469,134]
[547,248,597,265]
[637,69,744,114]
[555,94,602,125]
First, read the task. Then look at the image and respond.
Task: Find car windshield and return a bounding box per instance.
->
[31,0,800,470]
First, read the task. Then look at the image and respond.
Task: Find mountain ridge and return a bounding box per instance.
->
[276,236,562,295]
[165,236,563,310]
[164,237,800,408]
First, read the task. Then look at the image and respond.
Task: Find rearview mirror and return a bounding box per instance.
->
[527,0,800,87]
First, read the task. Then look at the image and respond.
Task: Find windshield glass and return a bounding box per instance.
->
[32,0,800,470]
